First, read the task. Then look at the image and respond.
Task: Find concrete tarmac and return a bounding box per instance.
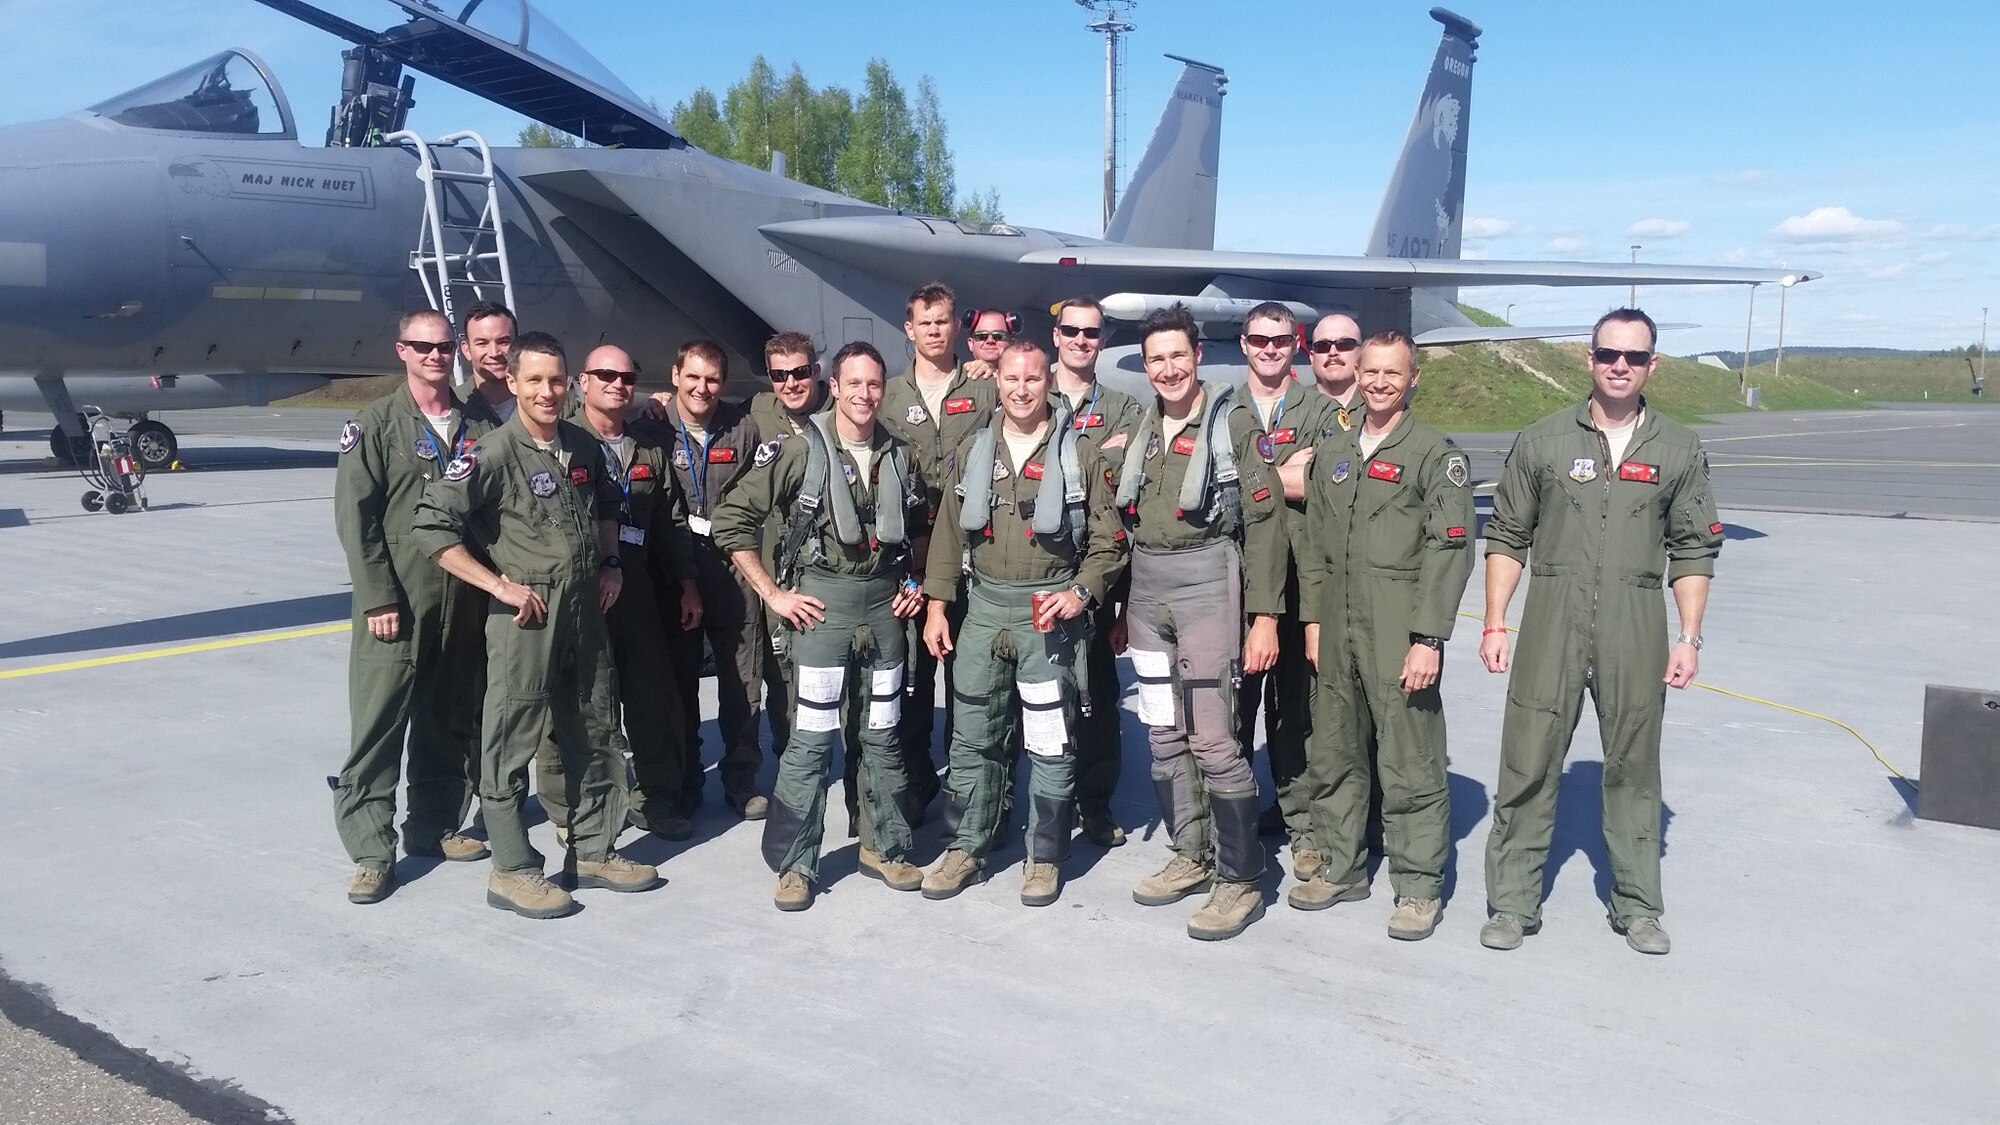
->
[2,405,1998,1123]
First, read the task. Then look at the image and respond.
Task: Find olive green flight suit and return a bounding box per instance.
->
[747,385,829,763]
[1112,383,1286,882]
[535,418,695,832]
[332,385,499,868]
[711,422,931,880]
[1483,400,1723,926]
[1297,414,1475,899]
[642,398,766,807]
[924,413,1129,861]
[410,415,628,874]
[879,365,998,779]
[1237,379,1340,852]
[1055,378,1146,819]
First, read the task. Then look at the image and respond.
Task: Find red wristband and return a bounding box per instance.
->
[1482,627,1508,636]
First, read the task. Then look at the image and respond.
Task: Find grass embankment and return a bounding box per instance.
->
[282,375,402,406]
[1415,337,1854,432]
[1743,353,1992,404]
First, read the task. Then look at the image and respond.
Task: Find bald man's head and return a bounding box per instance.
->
[1308,312,1364,398]
[580,344,639,415]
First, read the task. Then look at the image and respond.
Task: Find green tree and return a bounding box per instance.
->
[517,122,577,148]
[670,88,729,154]
[767,65,846,189]
[955,187,1005,225]
[723,56,778,169]
[837,59,920,208]
[913,76,955,216]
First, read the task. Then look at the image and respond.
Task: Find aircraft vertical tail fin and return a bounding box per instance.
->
[1104,55,1226,250]
[1365,8,1480,264]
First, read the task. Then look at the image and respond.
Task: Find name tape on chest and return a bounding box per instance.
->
[628,463,655,481]
[944,397,976,416]
[1618,461,1661,484]
[1170,433,1197,456]
[1269,427,1297,445]
[569,466,592,486]
[1022,460,1045,480]
[1074,413,1104,429]
[708,446,737,463]
[1366,459,1404,483]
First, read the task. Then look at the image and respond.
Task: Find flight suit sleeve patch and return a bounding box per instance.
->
[1446,526,1467,539]
[1709,521,1725,535]
[1101,432,1128,451]
[754,439,782,467]
[338,420,362,454]
[444,451,477,481]
[1444,451,1470,488]
[1252,487,1271,502]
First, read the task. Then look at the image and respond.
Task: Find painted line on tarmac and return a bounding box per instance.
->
[1710,459,2000,469]
[1702,422,1967,444]
[0,623,345,680]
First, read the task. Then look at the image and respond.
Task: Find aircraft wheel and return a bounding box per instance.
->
[128,420,177,471]
[82,490,103,512]
[105,491,130,514]
[49,427,89,465]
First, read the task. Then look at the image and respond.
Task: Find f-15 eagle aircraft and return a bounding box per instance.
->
[0,0,1811,469]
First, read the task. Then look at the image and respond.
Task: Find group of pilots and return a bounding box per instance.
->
[333,282,1721,952]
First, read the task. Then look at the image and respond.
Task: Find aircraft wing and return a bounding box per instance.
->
[1015,245,1817,289]
[1415,322,1695,346]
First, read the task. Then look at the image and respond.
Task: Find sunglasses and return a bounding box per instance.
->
[1242,333,1296,351]
[1308,337,1360,355]
[968,331,1010,343]
[399,339,455,355]
[1055,324,1103,340]
[769,364,815,384]
[1590,347,1654,366]
[584,368,639,385]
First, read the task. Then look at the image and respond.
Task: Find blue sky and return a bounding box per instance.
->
[9,0,1995,352]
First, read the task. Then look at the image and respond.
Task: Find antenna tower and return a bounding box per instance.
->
[1078,0,1136,232]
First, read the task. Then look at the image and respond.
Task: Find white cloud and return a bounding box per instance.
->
[1917,250,1953,265]
[1924,223,2000,241]
[1771,206,1903,243]
[1462,217,1515,240]
[1626,218,1692,239]
[1544,236,1588,256]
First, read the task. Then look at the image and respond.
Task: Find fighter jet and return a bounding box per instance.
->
[0,1,1811,469]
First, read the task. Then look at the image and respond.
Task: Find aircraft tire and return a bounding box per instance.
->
[128,420,177,472]
[49,428,88,465]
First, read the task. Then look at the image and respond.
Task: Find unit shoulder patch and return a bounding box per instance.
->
[443,452,477,482]
[1444,451,1470,488]
[753,439,782,467]
[338,420,362,454]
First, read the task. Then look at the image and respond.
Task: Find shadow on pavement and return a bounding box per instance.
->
[1543,759,1676,909]
[1442,770,1492,906]
[0,592,351,660]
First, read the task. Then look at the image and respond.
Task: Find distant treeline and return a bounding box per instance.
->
[1698,345,1987,365]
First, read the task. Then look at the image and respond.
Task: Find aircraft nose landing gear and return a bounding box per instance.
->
[49,415,177,471]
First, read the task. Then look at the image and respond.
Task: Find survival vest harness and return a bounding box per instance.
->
[1114,380,1244,540]
[773,411,914,584]
[952,401,1090,570]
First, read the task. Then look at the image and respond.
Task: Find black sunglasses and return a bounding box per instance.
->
[584,368,639,385]
[769,364,815,384]
[1590,347,1654,367]
[968,331,1010,343]
[1308,337,1360,355]
[1242,333,1296,350]
[1055,324,1103,340]
[398,339,455,355]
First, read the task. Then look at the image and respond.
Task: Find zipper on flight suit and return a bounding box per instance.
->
[1587,428,1613,685]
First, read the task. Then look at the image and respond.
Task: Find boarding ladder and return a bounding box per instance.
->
[386,130,517,386]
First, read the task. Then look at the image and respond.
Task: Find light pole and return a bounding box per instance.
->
[1775,274,1798,382]
[1740,285,1757,396]
[1505,303,1515,324]
[1628,244,1640,307]
[1980,306,1989,393]
[1079,0,1137,233]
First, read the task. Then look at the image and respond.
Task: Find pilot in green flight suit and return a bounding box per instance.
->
[879,284,999,806]
[332,310,500,905]
[1478,310,1722,956]
[712,342,932,912]
[1293,331,1474,942]
[413,333,664,920]
[918,341,1129,906]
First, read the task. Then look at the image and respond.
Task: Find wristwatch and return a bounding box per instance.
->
[1675,633,1703,650]
[1070,583,1093,607]
[600,555,622,570]
[1410,633,1444,651]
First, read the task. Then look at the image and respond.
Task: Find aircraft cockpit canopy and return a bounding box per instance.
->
[89,50,294,138]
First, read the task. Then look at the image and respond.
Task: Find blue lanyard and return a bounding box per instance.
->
[677,425,709,513]
[418,412,466,463]
[1072,383,1100,429]
[602,439,634,518]
[1266,391,1286,433]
